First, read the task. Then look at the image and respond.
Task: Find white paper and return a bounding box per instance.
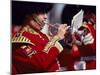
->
[71,9,84,33]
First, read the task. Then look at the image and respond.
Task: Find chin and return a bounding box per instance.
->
[36,26,42,31]
[40,26,44,30]
[40,28,43,31]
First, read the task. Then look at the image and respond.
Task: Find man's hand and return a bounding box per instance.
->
[57,24,70,40]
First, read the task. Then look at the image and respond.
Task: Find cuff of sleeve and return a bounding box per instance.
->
[43,35,61,53]
[54,41,63,53]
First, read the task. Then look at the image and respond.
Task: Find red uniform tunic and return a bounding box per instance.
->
[12,25,63,74]
[58,45,80,71]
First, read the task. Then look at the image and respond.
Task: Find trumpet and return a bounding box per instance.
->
[45,22,71,34]
[44,22,73,46]
[45,22,89,47]
[44,21,61,35]
[44,22,60,29]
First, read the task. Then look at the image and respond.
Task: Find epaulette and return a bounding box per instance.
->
[12,33,35,46]
[12,25,41,46]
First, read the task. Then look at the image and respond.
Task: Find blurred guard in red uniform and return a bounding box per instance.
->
[58,19,96,71]
[12,1,68,74]
[58,24,96,71]
[74,11,96,70]
[58,6,96,71]
[78,13,96,70]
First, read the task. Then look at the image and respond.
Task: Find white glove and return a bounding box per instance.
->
[74,61,86,70]
[81,33,94,45]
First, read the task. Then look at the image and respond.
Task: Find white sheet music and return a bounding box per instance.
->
[71,10,84,33]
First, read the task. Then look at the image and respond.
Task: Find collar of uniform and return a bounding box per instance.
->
[21,25,39,35]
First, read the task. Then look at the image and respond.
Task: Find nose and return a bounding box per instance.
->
[44,13,48,20]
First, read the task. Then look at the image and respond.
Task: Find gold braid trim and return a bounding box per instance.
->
[12,35,35,46]
[43,35,63,53]
[12,26,38,46]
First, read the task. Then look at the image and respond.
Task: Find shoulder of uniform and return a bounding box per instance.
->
[21,25,39,35]
[12,33,35,46]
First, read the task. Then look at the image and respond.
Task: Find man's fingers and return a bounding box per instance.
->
[66,26,70,30]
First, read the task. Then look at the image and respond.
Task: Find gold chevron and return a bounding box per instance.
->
[12,35,35,46]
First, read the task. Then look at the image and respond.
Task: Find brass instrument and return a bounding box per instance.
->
[45,22,89,47]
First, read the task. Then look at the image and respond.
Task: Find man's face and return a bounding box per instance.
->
[27,13,48,30]
[29,13,48,30]
[36,13,48,27]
